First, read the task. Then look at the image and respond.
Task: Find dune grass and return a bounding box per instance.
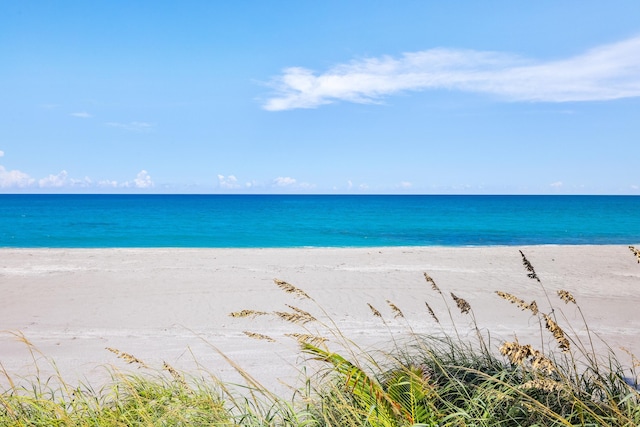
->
[2,247,639,426]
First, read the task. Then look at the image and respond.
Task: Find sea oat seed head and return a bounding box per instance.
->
[424,272,442,294]
[274,278,311,299]
[285,304,317,321]
[229,309,268,318]
[496,291,539,315]
[496,291,525,306]
[285,333,328,347]
[543,314,570,352]
[528,300,539,315]
[530,354,556,375]
[368,303,382,318]
[520,379,563,392]
[519,250,540,282]
[425,301,440,323]
[243,331,276,342]
[557,290,577,305]
[162,362,191,391]
[386,300,404,318]
[450,292,471,314]
[620,347,640,368]
[629,246,640,263]
[500,341,532,365]
[274,311,315,324]
[105,347,148,368]
[500,341,555,374]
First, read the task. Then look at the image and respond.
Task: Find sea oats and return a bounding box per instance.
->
[496,291,539,315]
[229,309,268,318]
[367,303,382,318]
[629,246,640,263]
[105,347,148,368]
[530,353,555,375]
[519,250,540,282]
[543,314,570,352]
[496,291,526,306]
[286,333,328,347]
[285,304,317,322]
[500,341,555,374]
[620,347,640,368]
[274,278,311,299]
[528,300,539,315]
[162,361,191,391]
[520,378,563,393]
[425,301,440,323]
[557,290,576,305]
[500,341,532,365]
[450,292,471,314]
[274,311,315,324]
[243,331,276,342]
[423,272,442,294]
[386,300,404,318]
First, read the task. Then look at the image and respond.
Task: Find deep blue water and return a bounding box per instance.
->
[0,195,639,248]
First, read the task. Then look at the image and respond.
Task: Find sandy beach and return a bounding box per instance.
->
[2,245,639,393]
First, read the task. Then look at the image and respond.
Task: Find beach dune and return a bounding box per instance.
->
[2,246,639,392]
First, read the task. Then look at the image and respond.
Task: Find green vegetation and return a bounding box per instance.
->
[2,248,639,426]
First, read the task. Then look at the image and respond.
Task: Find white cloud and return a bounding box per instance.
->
[39,170,69,188]
[38,170,90,188]
[217,174,241,189]
[98,180,119,188]
[399,181,412,189]
[264,35,640,110]
[121,170,154,188]
[550,181,563,188]
[270,176,315,190]
[0,150,4,157]
[132,170,154,188]
[0,166,34,188]
[70,176,93,187]
[273,176,297,186]
[106,121,154,132]
[70,112,92,118]
[40,103,61,110]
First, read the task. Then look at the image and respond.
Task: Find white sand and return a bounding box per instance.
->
[2,246,639,393]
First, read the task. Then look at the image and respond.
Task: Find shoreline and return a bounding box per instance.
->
[2,245,639,393]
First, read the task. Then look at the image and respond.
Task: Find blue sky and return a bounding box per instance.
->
[2,1,640,194]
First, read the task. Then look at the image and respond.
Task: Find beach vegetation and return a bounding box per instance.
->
[2,249,640,426]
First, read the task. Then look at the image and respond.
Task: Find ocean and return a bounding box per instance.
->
[0,194,639,248]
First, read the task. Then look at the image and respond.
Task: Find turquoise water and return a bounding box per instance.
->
[0,195,639,248]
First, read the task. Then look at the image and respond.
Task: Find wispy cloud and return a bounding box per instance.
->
[264,36,640,111]
[273,176,297,187]
[272,176,314,190]
[106,121,155,132]
[0,150,4,157]
[39,103,61,110]
[38,170,93,188]
[70,112,92,118]
[98,180,119,188]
